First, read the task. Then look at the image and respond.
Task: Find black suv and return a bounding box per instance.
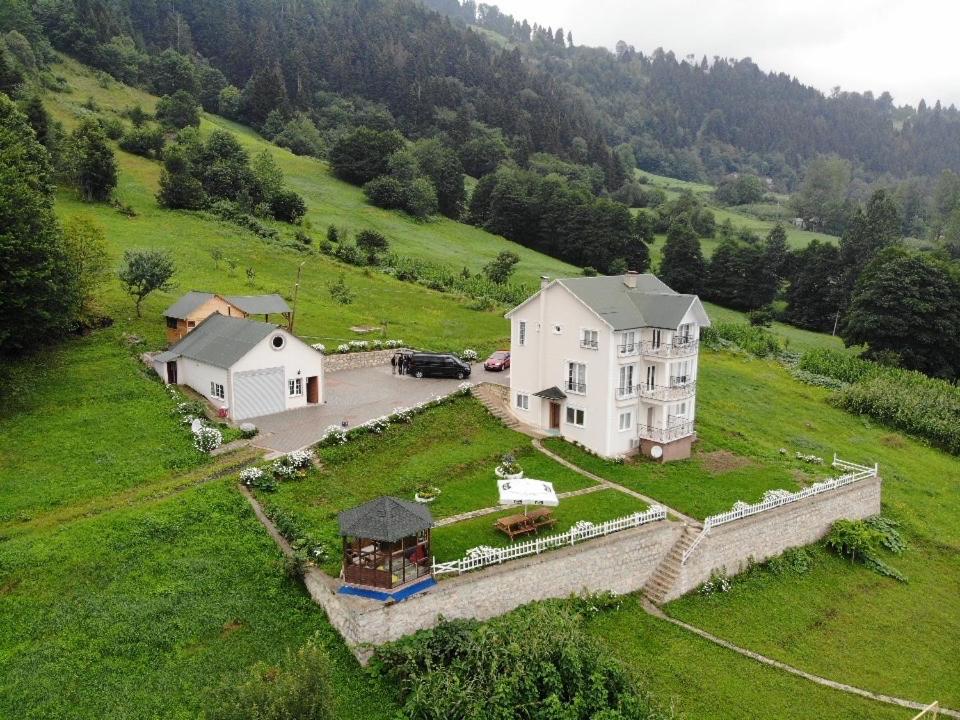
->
[407,353,471,379]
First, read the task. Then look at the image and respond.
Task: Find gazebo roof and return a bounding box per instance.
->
[338,496,434,542]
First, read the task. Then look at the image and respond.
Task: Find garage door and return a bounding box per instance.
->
[233,367,285,420]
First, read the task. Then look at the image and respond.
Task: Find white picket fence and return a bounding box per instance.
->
[432,505,667,576]
[681,455,878,564]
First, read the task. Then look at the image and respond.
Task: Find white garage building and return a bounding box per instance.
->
[153,313,324,421]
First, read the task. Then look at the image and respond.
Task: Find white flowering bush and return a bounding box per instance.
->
[466,545,502,562]
[699,570,732,595]
[323,426,348,445]
[336,343,350,353]
[461,348,478,362]
[731,500,751,511]
[796,452,824,464]
[287,449,315,469]
[364,416,390,434]
[571,520,596,536]
[457,381,473,392]
[272,457,299,479]
[312,343,326,354]
[193,425,223,453]
[348,340,369,350]
[385,339,403,348]
[392,407,414,423]
[761,488,793,503]
[239,467,265,486]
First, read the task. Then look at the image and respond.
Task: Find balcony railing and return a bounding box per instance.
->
[615,385,638,399]
[566,380,586,394]
[638,420,695,443]
[640,339,699,359]
[638,381,696,402]
[580,339,599,350]
[617,342,639,357]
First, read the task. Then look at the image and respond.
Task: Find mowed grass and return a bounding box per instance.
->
[553,346,960,708]
[254,396,598,573]
[0,480,393,720]
[432,488,648,563]
[701,301,855,354]
[0,330,203,523]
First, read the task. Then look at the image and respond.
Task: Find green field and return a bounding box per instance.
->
[2,55,956,719]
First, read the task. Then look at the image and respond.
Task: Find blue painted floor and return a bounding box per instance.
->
[338,577,437,602]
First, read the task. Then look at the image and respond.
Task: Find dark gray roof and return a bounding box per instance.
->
[557,275,710,330]
[338,496,434,541]
[163,291,291,320]
[534,386,567,401]
[164,291,217,320]
[225,294,291,316]
[164,313,277,369]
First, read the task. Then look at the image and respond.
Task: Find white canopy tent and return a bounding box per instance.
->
[497,478,559,514]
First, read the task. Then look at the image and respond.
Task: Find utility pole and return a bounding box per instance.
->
[289,261,305,333]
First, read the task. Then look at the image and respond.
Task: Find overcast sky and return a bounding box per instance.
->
[491,0,958,108]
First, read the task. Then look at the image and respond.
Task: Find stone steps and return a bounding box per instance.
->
[643,525,701,605]
[471,384,522,429]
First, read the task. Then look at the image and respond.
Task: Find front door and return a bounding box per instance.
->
[166,360,177,384]
[306,375,319,404]
[549,402,561,429]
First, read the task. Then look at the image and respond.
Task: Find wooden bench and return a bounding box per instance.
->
[494,508,556,540]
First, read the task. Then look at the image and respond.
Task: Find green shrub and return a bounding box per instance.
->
[826,517,906,582]
[764,546,817,576]
[702,322,782,357]
[370,603,667,720]
[207,634,334,720]
[797,348,882,384]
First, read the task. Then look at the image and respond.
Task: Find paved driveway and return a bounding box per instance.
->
[250,364,510,453]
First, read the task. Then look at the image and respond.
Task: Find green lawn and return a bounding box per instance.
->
[0,330,203,524]
[432,488,648,563]
[0,480,392,720]
[254,395,599,574]
[702,301,854,354]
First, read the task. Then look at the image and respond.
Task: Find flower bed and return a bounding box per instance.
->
[314,339,405,355]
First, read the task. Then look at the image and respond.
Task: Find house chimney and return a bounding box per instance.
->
[623,270,639,289]
[540,275,550,290]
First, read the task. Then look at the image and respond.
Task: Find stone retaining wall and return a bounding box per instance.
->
[670,474,882,601]
[274,475,882,663]
[323,348,408,373]
[308,519,682,662]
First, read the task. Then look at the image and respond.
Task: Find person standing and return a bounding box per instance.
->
[391,353,397,375]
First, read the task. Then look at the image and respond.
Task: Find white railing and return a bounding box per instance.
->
[432,506,667,576]
[681,455,878,564]
[638,421,695,443]
[638,382,696,402]
[641,340,699,359]
[615,385,639,400]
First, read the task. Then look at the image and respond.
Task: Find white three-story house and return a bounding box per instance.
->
[505,272,710,461]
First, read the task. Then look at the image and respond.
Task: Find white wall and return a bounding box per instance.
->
[230,328,324,412]
[178,358,230,411]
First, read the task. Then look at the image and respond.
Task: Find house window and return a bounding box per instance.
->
[619,330,637,353]
[518,320,526,346]
[210,382,225,399]
[671,360,691,386]
[565,407,585,427]
[619,411,632,431]
[165,316,178,329]
[566,362,586,394]
[676,323,693,345]
[670,402,689,421]
[646,365,657,390]
[515,392,529,410]
[288,378,303,397]
[271,334,286,350]
[618,365,635,395]
[187,320,196,328]
[580,329,599,349]
[651,328,662,349]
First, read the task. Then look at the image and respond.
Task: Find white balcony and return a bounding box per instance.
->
[615,385,639,400]
[638,420,695,443]
[640,339,699,359]
[638,381,696,402]
[617,342,639,358]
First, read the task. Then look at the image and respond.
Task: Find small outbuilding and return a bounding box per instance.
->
[338,496,434,591]
[152,312,323,421]
[163,291,292,343]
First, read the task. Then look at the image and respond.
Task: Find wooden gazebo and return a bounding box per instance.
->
[338,496,434,590]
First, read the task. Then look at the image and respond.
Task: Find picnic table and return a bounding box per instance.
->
[494,508,557,540]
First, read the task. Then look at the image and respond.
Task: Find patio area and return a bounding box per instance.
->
[249,363,510,453]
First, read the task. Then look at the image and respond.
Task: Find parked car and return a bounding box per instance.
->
[407,353,472,380]
[484,350,511,371]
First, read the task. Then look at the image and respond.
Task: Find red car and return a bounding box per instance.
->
[484,350,511,371]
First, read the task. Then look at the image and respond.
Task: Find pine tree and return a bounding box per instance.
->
[0,95,78,355]
[659,220,705,294]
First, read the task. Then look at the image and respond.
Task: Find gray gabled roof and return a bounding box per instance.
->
[164,313,277,369]
[338,496,434,542]
[164,291,218,320]
[225,294,291,316]
[163,291,291,320]
[527,274,711,331]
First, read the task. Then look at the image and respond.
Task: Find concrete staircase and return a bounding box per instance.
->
[470,383,523,430]
[643,524,701,605]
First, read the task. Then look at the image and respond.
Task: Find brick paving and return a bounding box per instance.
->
[250,364,510,454]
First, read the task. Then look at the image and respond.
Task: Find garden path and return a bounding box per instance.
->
[532,439,701,525]
[641,598,959,719]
